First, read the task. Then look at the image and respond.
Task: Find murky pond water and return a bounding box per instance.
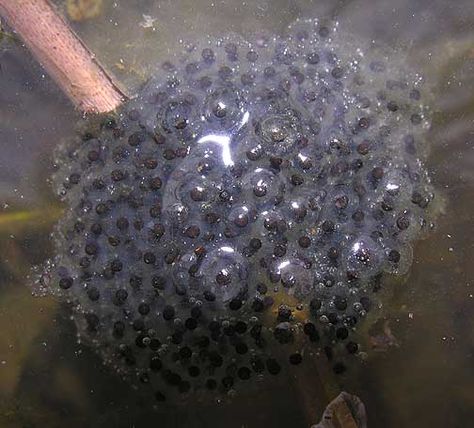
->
[0,1,473,427]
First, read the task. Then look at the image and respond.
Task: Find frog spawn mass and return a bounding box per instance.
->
[44,19,436,402]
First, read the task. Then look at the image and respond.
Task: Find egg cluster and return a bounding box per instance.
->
[43,19,435,401]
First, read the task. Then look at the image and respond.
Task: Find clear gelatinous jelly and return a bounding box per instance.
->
[41,18,436,401]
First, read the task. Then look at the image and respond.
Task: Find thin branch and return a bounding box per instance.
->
[0,0,127,113]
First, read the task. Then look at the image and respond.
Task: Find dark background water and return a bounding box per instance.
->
[1,1,473,427]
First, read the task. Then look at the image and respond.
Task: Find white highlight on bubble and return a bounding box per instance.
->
[198,134,233,166]
[197,110,249,166]
[277,260,291,271]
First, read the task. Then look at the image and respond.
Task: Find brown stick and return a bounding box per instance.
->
[0,0,127,113]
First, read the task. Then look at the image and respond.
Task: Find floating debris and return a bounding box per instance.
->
[66,0,103,22]
[139,14,157,30]
[311,392,367,428]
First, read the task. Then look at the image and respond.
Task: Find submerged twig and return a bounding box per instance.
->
[0,0,127,113]
[0,206,62,235]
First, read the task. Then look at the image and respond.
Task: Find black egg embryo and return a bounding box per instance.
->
[47,19,436,401]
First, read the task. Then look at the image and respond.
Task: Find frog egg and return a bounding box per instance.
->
[293,147,318,172]
[322,184,360,222]
[203,85,249,132]
[256,209,288,238]
[177,175,214,205]
[240,167,284,207]
[343,235,384,280]
[197,246,249,303]
[160,95,201,140]
[391,209,426,241]
[382,242,413,275]
[280,196,316,225]
[372,166,414,204]
[162,155,219,214]
[255,113,301,155]
[269,256,314,297]
[163,202,189,226]
[172,251,199,291]
[228,204,255,229]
